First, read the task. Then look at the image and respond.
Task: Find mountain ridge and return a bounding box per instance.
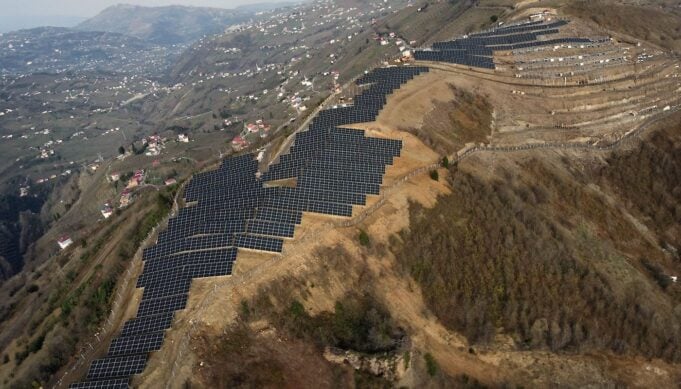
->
[75,3,252,45]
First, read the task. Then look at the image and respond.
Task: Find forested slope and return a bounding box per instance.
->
[396,114,681,361]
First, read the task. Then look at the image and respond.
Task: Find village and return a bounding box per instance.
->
[0,0,420,253]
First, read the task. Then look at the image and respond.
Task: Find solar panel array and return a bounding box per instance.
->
[414,19,595,69]
[70,65,426,388]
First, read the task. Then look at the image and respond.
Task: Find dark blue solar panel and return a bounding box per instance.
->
[72,63,414,389]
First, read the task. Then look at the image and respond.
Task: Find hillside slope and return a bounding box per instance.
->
[3,0,681,388]
[134,2,681,387]
[76,4,251,45]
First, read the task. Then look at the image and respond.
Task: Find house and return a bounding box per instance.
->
[133,170,145,184]
[101,203,113,219]
[57,236,73,250]
[231,135,249,151]
[178,134,190,143]
[165,178,177,186]
[119,189,133,208]
[19,187,29,197]
[529,13,545,22]
[110,172,120,182]
[126,170,145,189]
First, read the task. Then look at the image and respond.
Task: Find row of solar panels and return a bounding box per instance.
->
[468,20,568,38]
[69,66,422,388]
[413,51,495,69]
[433,29,559,50]
[416,20,602,70]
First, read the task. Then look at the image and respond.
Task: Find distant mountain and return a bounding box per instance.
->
[76,4,252,45]
[235,1,301,13]
[0,15,87,33]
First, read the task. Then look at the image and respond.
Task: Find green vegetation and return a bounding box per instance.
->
[424,353,438,377]
[5,187,178,387]
[197,288,404,388]
[240,300,251,319]
[442,156,450,169]
[642,258,672,289]
[14,333,45,365]
[117,187,176,261]
[429,170,439,181]
[358,229,371,247]
[453,374,487,389]
[490,15,498,23]
[263,294,404,353]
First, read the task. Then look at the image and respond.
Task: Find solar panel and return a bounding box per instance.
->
[86,354,147,380]
[108,332,165,357]
[74,62,414,388]
[417,20,595,70]
[120,312,175,337]
[137,294,187,318]
[69,378,130,389]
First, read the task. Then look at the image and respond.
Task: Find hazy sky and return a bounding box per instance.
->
[0,0,259,32]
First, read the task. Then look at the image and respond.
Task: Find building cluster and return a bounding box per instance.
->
[0,28,184,76]
[232,119,272,150]
[143,135,165,156]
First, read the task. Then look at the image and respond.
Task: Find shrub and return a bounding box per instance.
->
[358,229,371,247]
[289,300,305,318]
[424,353,438,376]
[642,258,671,289]
[240,300,250,319]
[429,170,439,181]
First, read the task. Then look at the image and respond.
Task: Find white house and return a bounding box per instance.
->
[57,236,73,250]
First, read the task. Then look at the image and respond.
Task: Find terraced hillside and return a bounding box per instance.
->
[3,1,681,388]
